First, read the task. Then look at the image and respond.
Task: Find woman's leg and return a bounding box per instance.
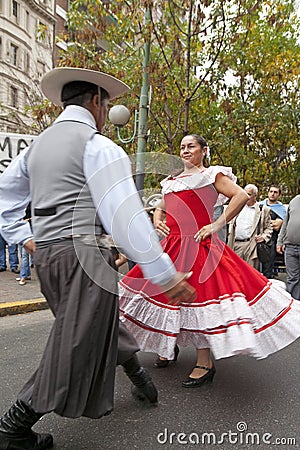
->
[182,347,215,387]
[188,348,213,378]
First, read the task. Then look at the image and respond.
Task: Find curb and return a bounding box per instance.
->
[0,298,49,317]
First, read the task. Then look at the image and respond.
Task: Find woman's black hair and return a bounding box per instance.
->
[188,134,210,167]
[189,134,208,148]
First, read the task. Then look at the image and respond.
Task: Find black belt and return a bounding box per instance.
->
[34,207,56,216]
[236,238,250,242]
[36,234,113,249]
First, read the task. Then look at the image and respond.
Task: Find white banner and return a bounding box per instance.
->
[0,132,36,174]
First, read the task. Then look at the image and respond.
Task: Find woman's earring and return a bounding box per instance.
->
[204,146,211,167]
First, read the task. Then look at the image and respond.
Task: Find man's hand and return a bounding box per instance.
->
[23,239,36,255]
[161,272,196,305]
[255,234,264,243]
[276,244,284,255]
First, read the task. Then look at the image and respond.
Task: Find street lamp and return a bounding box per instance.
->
[109,105,139,144]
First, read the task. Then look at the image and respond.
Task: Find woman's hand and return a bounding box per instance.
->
[115,253,127,268]
[194,223,215,242]
[155,220,170,237]
[153,199,170,237]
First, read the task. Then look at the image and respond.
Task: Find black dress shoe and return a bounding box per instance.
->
[0,399,53,449]
[0,267,6,272]
[182,364,216,388]
[0,429,53,450]
[11,268,20,274]
[154,345,179,368]
[122,355,158,404]
[129,368,158,405]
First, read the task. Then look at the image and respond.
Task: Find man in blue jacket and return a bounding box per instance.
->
[260,184,286,278]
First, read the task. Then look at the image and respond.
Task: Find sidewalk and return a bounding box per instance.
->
[0,262,130,317]
[0,263,286,318]
[0,268,48,317]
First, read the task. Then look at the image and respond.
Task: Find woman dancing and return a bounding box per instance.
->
[119,134,300,387]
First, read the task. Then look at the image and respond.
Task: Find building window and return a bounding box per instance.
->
[56,5,67,21]
[10,43,18,66]
[12,0,19,19]
[36,20,48,44]
[37,60,45,79]
[10,86,18,108]
[25,51,30,72]
[26,11,30,31]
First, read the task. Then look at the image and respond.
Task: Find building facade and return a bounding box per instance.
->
[0,0,56,132]
[54,0,68,62]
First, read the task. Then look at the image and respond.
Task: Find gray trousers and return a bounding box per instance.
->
[233,240,259,270]
[18,241,138,419]
[284,244,300,301]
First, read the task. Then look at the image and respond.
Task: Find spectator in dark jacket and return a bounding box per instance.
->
[277,177,300,300]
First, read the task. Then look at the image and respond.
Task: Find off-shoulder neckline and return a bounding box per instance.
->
[170,168,207,179]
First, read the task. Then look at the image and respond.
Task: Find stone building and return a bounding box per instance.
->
[0,0,58,132]
[0,1,113,134]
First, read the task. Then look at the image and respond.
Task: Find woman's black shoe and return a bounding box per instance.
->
[182,364,216,388]
[153,345,179,368]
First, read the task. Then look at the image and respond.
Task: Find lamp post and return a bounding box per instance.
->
[135,6,151,195]
[109,7,151,197]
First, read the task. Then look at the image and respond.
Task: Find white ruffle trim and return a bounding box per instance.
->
[161,165,237,207]
[119,281,300,361]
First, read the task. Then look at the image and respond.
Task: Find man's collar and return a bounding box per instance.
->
[267,200,283,206]
[54,105,97,129]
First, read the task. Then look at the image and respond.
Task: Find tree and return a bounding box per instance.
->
[28,0,300,198]
[201,0,300,199]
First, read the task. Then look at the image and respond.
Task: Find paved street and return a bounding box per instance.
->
[0,309,299,450]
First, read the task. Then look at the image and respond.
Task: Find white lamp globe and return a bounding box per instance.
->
[109,105,131,127]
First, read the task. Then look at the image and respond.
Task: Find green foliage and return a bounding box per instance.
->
[27,0,300,198]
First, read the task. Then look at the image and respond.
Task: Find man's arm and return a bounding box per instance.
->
[271,217,283,232]
[261,207,273,242]
[277,208,289,254]
[0,149,33,246]
[84,136,196,303]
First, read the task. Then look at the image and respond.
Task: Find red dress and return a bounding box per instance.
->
[119,166,300,360]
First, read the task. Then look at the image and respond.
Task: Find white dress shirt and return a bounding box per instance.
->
[235,204,256,240]
[0,105,175,285]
